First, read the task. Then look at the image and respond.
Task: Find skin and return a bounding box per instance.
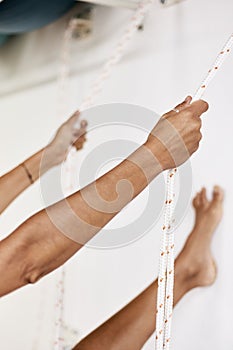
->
[0,111,87,214]
[73,186,224,350]
[0,97,208,297]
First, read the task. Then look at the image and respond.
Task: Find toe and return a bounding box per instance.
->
[200,187,208,206]
[193,191,201,208]
[80,119,88,128]
[212,185,224,203]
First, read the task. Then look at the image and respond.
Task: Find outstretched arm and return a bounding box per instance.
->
[0,112,86,214]
[0,99,208,297]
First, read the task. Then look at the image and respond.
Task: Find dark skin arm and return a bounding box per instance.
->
[0,112,86,214]
[0,99,208,297]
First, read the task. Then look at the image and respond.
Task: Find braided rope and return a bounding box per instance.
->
[56,14,233,350]
[156,33,233,350]
[54,1,155,349]
[79,0,154,111]
[53,14,233,350]
[54,19,79,350]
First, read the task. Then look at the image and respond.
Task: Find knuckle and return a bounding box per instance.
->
[185,110,193,118]
[162,112,170,119]
[201,100,209,111]
[196,118,202,129]
[192,117,201,129]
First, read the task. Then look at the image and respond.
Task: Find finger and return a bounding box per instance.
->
[74,140,84,150]
[74,128,87,138]
[75,141,86,149]
[193,192,200,207]
[73,120,88,136]
[73,130,87,144]
[75,135,87,143]
[80,119,88,129]
[163,96,193,118]
[80,135,87,142]
[186,100,209,118]
[200,187,207,204]
[213,185,224,202]
[67,111,81,127]
[174,95,192,112]
[75,145,83,151]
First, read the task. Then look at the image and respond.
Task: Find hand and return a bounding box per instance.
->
[146,96,209,170]
[47,111,88,166]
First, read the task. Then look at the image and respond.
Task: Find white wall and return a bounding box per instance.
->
[0,0,233,349]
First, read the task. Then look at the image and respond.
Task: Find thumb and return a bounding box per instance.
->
[67,110,81,128]
[187,100,209,118]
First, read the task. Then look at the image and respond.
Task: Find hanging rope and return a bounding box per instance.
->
[55,10,233,350]
[156,33,233,350]
[54,1,155,349]
[79,0,155,111]
[53,19,81,350]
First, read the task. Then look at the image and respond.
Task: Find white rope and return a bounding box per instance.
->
[55,15,233,350]
[54,19,79,350]
[53,12,233,350]
[155,33,233,350]
[79,0,154,111]
[53,1,155,349]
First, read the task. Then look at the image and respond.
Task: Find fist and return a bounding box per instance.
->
[48,111,88,165]
[146,97,209,170]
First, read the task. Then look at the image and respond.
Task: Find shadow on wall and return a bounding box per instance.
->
[0,0,76,46]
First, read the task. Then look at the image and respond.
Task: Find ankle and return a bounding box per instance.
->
[174,261,194,298]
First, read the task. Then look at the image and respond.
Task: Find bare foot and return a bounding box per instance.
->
[176,186,224,289]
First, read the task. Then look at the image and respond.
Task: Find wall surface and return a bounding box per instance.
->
[0,0,233,349]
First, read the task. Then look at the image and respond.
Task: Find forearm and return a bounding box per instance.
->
[0,146,56,213]
[0,97,208,296]
[50,140,163,244]
[0,140,163,297]
[0,210,81,296]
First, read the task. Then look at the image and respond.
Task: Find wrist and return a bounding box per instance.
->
[144,137,170,171]
[42,145,60,170]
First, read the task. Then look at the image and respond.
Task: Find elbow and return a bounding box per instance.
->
[20,226,47,285]
[0,250,43,297]
[24,269,42,284]
[23,257,44,285]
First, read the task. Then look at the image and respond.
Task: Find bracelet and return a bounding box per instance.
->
[21,162,34,184]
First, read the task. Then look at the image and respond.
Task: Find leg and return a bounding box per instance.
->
[73,186,224,350]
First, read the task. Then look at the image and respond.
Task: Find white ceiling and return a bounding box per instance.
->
[79,0,141,9]
[79,0,186,9]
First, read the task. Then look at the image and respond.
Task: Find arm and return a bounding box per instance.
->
[0,112,86,214]
[0,99,208,297]
[0,148,57,214]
